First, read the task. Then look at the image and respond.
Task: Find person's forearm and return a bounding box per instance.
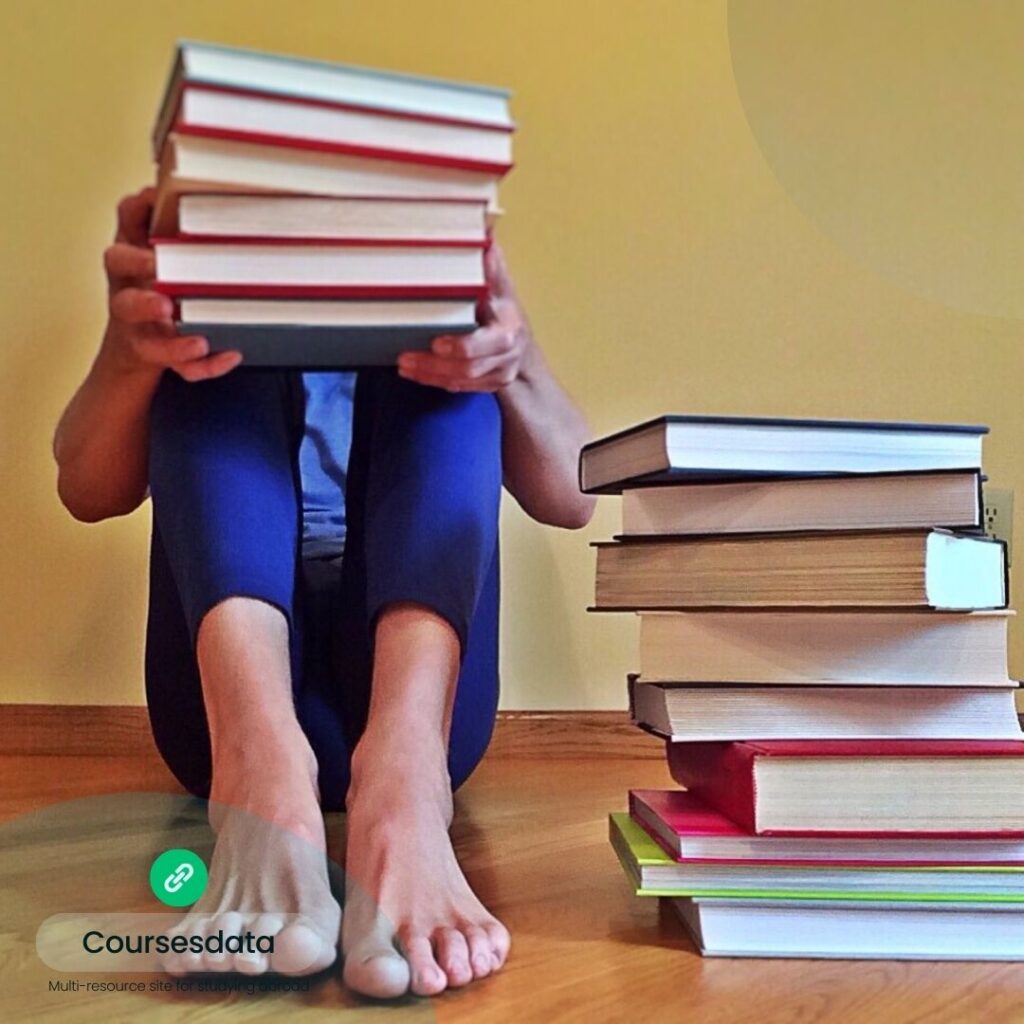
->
[497,341,596,529]
[54,332,162,522]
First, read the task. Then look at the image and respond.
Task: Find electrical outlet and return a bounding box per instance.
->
[983,486,1014,565]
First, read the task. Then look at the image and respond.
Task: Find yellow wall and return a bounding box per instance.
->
[3,1,1024,709]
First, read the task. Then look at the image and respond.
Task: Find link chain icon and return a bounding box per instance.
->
[149,849,208,907]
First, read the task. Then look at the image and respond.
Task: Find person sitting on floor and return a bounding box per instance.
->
[53,187,595,998]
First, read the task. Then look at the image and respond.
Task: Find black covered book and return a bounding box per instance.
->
[580,415,988,494]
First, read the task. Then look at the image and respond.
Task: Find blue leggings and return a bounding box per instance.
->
[143,368,502,812]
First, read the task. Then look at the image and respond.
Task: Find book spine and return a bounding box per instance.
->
[666,742,759,833]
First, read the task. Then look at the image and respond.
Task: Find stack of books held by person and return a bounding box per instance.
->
[582,415,1024,960]
[148,41,514,366]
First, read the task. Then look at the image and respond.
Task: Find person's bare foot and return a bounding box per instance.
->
[341,730,510,998]
[161,729,341,977]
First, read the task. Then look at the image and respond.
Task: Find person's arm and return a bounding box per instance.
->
[396,243,596,529]
[54,188,241,522]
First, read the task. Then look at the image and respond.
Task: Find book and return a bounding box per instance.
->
[593,531,1007,611]
[177,194,489,242]
[620,471,983,536]
[629,679,1022,742]
[579,415,987,495]
[666,740,1024,835]
[152,237,485,299]
[179,324,470,368]
[636,610,1012,686]
[609,813,1024,899]
[153,41,514,160]
[671,896,1024,960]
[177,296,478,327]
[151,133,501,235]
[629,790,1024,864]
[177,295,475,366]
[168,86,513,174]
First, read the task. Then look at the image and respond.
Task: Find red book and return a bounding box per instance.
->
[629,789,1024,865]
[151,235,486,300]
[666,740,1024,837]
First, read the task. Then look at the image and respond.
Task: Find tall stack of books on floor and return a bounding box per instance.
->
[149,41,513,366]
[583,415,1024,960]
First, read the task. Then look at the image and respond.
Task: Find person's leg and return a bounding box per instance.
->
[145,369,340,976]
[329,370,507,998]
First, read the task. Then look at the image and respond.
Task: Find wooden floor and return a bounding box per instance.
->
[5,750,1024,1023]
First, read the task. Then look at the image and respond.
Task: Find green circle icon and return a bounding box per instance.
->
[149,849,208,907]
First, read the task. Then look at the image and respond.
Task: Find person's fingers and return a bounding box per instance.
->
[397,364,514,393]
[484,241,516,300]
[429,325,516,361]
[399,349,513,383]
[131,332,209,366]
[104,243,156,288]
[115,187,156,247]
[173,349,244,382]
[109,287,172,325]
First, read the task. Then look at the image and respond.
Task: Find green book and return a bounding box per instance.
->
[608,813,1024,902]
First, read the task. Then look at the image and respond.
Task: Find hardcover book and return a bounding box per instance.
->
[635,610,1012,686]
[593,531,1007,612]
[628,678,1022,742]
[629,789,1024,864]
[609,813,1024,898]
[666,740,1024,836]
[580,415,987,495]
[671,897,1024,960]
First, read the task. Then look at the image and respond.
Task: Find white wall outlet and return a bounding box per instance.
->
[983,486,1014,566]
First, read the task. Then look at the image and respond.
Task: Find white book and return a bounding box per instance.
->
[177,297,478,327]
[153,239,483,289]
[630,681,1022,742]
[178,195,488,243]
[152,133,500,235]
[637,610,1012,686]
[153,40,513,156]
[174,87,512,169]
[673,897,1024,960]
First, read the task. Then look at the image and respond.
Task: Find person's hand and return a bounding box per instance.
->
[102,188,242,382]
[397,242,536,393]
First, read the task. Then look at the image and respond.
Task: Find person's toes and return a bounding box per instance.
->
[271,918,335,976]
[402,934,447,996]
[202,911,241,972]
[161,918,202,976]
[463,925,495,980]
[343,940,411,999]
[231,917,268,975]
[434,928,473,987]
[486,921,511,971]
[159,934,186,976]
[179,918,209,973]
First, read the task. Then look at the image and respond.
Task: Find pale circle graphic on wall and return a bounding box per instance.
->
[729,0,1024,319]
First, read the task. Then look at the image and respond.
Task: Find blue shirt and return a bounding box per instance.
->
[298,372,356,560]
